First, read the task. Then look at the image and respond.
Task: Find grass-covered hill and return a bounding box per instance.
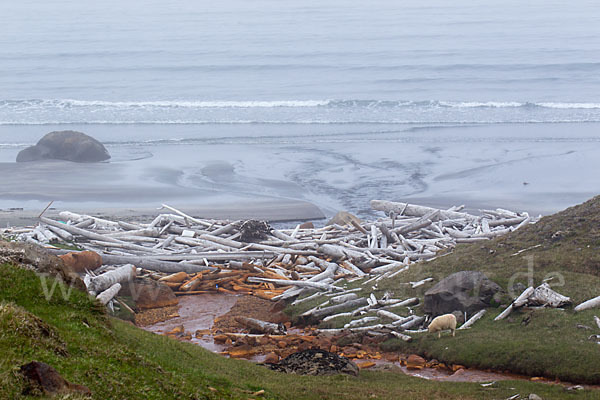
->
[287,196,600,385]
[0,252,593,398]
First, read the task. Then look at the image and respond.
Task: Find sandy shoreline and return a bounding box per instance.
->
[1,122,599,224]
[0,199,325,228]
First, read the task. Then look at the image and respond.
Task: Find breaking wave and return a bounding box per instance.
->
[1,98,600,125]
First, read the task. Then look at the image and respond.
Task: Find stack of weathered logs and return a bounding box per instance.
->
[2,200,544,337]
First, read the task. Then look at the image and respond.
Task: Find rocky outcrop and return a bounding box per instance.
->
[265,349,359,376]
[0,241,85,291]
[16,131,110,163]
[59,251,102,274]
[119,279,178,310]
[326,211,362,227]
[20,361,91,397]
[423,271,502,317]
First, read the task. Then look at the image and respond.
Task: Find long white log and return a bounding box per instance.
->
[41,217,124,244]
[410,278,434,288]
[159,204,213,227]
[386,297,419,309]
[59,211,121,230]
[574,295,600,312]
[271,229,300,243]
[291,291,324,306]
[394,219,433,235]
[247,277,342,292]
[495,286,534,320]
[322,312,353,322]
[458,309,486,330]
[96,283,121,305]
[488,216,527,227]
[390,331,413,342]
[107,228,161,238]
[209,221,238,236]
[377,310,406,321]
[198,233,244,249]
[45,224,74,242]
[330,293,358,304]
[88,264,136,294]
[391,315,416,326]
[494,304,514,321]
[513,286,535,307]
[371,200,476,221]
[37,226,60,243]
[344,316,379,329]
[370,261,406,274]
[89,240,163,254]
[308,298,369,320]
[341,261,367,277]
[398,315,425,330]
[73,219,94,228]
[235,316,286,335]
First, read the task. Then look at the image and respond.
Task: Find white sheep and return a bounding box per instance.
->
[428,314,457,338]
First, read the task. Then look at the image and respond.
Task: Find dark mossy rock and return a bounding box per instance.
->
[16,130,110,163]
[20,361,91,396]
[265,348,359,376]
[423,271,502,317]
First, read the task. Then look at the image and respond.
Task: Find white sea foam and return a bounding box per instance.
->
[536,102,600,109]
[438,101,524,108]
[2,98,600,125]
[44,99,333,108]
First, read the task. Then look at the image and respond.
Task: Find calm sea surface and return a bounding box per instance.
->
[1,0,600,139]
[1,1,600,215]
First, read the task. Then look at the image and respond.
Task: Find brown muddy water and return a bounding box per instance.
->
[143,294,237,353]
[143,294,583,387]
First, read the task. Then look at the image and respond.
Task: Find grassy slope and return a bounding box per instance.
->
[287,196,600,384]
[0,263,591,399]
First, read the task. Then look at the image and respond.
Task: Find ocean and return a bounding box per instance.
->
[1,0,599,216]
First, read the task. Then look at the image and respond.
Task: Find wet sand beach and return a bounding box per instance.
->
[1,122,599,226]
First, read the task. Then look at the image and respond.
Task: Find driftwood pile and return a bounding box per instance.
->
[1,200,541,338]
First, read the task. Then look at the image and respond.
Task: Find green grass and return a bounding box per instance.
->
[0,262,594,399]
[287,196,600,384]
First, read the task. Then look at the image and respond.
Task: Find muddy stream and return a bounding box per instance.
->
[143,294,560,385]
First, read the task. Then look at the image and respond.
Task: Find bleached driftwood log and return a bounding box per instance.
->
[371,200,476,221]
[458,309,486,330]
[390,331,413,342]
[306,298,369,320]
[344,316,379,328]
[398,315,425,330]
[87,264,136,295]
[330,293,358,304]
[495,286,534,321]
[410,278,433,288]
[96,283,121,305]
[527,283,572,307]
[574,295,600,312]
[247,277,343,292]
[41,216,125,244]
[235,317,286,335]
[377,310,406,322]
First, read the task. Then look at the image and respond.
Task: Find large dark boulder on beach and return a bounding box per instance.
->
[16,130,110,163]
[423,271,502,317]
